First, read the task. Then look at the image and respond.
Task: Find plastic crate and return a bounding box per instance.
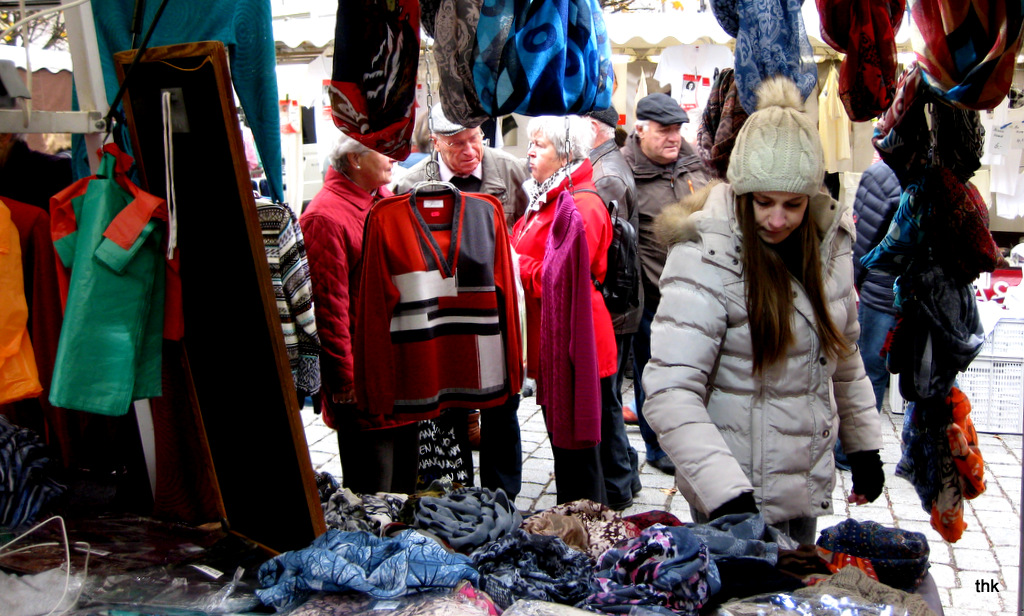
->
[957,358,1024,434]
[979,318,1024,359]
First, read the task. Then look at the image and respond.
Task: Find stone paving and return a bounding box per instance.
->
[301,381,1023,616]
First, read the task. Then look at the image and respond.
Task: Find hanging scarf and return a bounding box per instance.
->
[910,0,1024,110]
[710,0,817,114]
[817,0,906,121]
[329,0,420,159]
[433,0,490,128]
[473,0,613,116]
[697,67,749,179]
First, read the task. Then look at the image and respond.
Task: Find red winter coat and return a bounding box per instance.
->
[512,159,617,381]
[300,168,411,430]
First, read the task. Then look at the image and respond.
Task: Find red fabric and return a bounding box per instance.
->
[946,386,986,500]
[0,198,76,463]
[911,0,1024,110]
[511,160,617,381]
[817,0,905,121]
[329,0,419,159]
[815,547,880,581]
[299,168,405,430]
[927,168,1004,285]
[355,190,522,424]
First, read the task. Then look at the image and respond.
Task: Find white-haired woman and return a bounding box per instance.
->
[511,115,632,507]
[299,132,418,494]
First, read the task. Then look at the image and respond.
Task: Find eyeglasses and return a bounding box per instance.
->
[435,132,487,151]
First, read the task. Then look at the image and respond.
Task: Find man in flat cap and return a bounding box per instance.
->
[622,92,711,476]
[395,104,529,234]
[393,103,529,503]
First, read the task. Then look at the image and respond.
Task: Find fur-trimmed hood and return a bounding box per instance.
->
[654,181,853,252]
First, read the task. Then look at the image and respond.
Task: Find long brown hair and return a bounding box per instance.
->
[736,194,849,374]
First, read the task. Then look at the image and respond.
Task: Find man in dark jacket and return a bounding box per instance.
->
[622,93,711,475]
[585,105,641,509]
[834,160,901,471]
[853,161,901,410]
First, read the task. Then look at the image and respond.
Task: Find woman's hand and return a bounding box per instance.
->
[846,450,884,504]
[331,384,356,405]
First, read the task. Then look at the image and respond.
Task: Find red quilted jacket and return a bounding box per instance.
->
[300,168,412,430]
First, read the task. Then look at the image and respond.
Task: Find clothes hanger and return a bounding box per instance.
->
[410,53,459,200]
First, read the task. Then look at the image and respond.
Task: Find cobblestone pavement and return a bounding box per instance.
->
[301,381,1023,616]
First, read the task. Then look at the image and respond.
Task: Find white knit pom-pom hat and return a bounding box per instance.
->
[726,76,825,197]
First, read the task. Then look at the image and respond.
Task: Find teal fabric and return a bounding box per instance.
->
[73,0,282,203]
[49,153,165,416]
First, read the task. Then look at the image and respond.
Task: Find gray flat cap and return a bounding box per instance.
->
[429,103,468,136]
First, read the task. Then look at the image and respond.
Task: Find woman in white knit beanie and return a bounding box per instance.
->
[639,76,884,544]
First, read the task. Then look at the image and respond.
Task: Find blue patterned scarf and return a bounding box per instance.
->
[474,0,613,116]
[711,0,817,113]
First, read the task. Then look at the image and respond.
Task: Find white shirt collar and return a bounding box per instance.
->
[438,157,483,182]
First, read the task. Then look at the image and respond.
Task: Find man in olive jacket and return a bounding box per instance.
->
[395,104,530,235]
[622,93,711,475]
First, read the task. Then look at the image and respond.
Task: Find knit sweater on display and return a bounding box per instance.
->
[538,192,601,450]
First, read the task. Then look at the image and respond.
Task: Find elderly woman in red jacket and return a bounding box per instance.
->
[511,115,636,508]
[299,132,418,495]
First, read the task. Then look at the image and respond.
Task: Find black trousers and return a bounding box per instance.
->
[544,405,607,506]
[335,409,420,495]
[449,394,524,500]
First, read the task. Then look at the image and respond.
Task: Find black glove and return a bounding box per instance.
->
[848,450,884,503]
[709,491,758,520]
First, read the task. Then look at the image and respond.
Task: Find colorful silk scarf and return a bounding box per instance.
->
[910,0,1024,109]
[817,0,906,121]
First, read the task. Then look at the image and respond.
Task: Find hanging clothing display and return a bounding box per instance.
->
[910,0,1024,110]
[473,0,613,117]
[897,387,986,542]
[0,201,42,405]
[653,43,733,118]
[817,0,905,121]
[86,0,284,203]
[433,0,489,129]
[48,145,178,416]
[710,0,817,114]
[330,0,419,159]
[355,188,522,424]
[0,198,68,461]
[696,68,749,180]
[818,64,852,172]
[255,201,321,400]
[538,191,601,450]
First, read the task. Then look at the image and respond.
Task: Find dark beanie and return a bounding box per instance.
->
[586,106,620,128]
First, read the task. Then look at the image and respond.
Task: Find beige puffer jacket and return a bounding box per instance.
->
[642,182,882,525]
